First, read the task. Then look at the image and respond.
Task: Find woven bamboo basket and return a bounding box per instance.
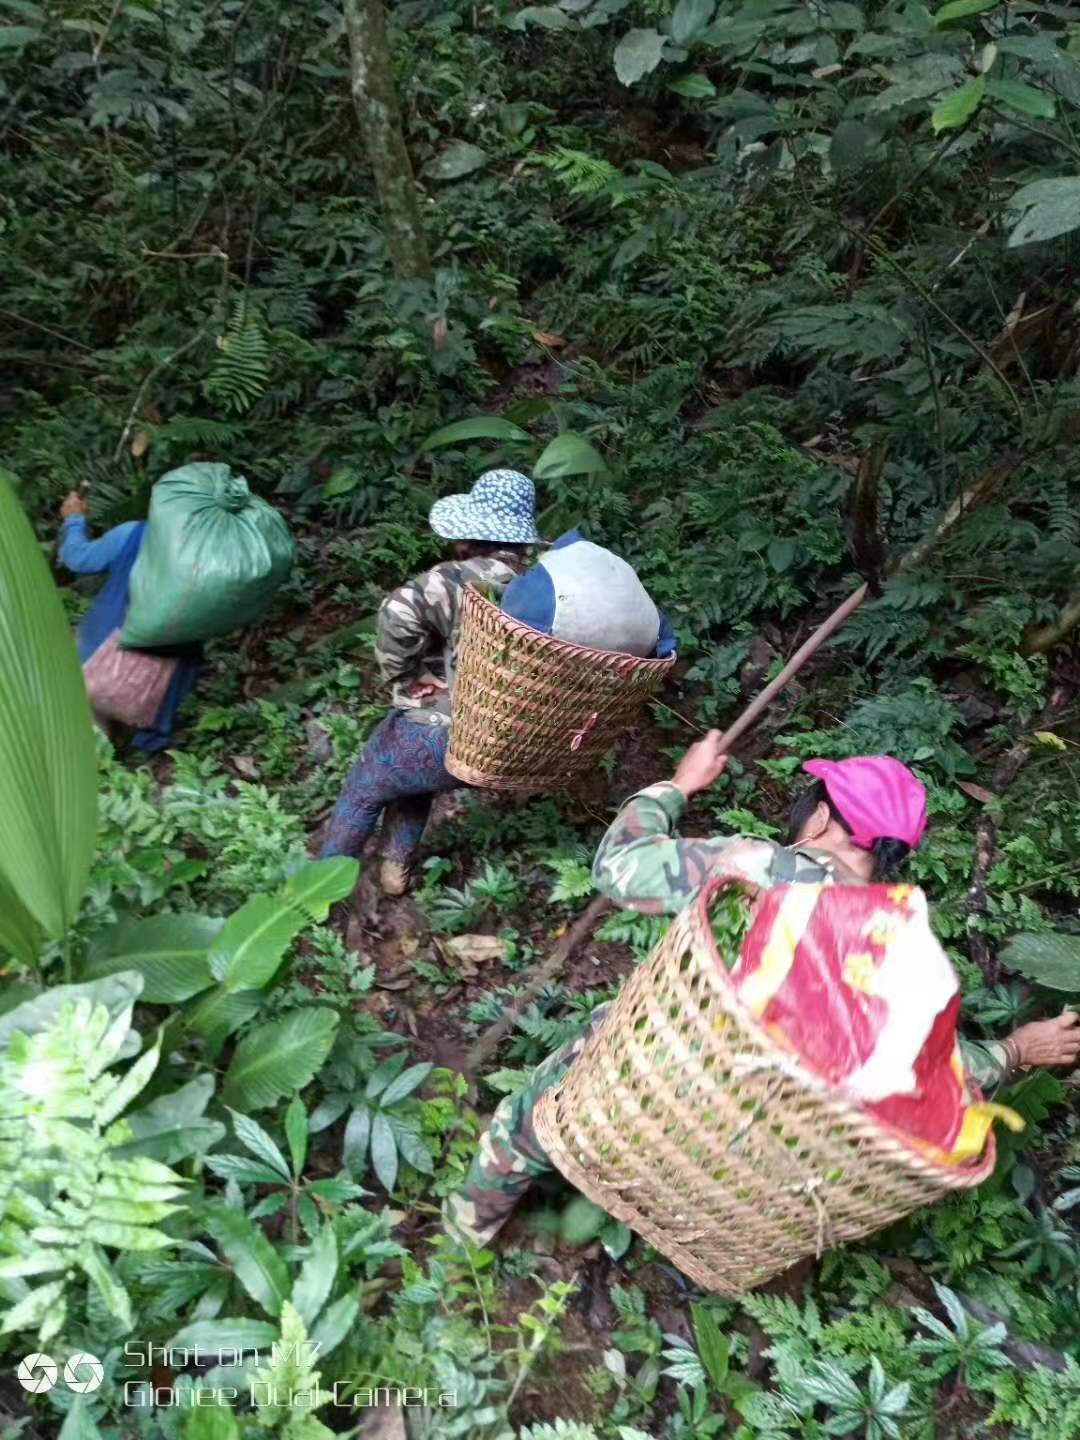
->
[445,584,676,791]
[534,876,996,1295]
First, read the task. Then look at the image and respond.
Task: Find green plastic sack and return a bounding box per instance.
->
[121,464,295,648]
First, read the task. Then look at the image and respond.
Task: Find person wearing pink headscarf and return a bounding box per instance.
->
[443,735,1079,1249]
[593,732,1080,1090]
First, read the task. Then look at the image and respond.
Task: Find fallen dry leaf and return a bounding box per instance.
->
[533,330,567,348]
[231,755,259,779]
[957,780,996,805]
[375,973,413,991]
[130,430,151,459]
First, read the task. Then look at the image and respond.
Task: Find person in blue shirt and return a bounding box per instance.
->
[58,491,201,751]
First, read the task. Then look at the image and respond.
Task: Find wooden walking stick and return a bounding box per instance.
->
[463,583,872,1077]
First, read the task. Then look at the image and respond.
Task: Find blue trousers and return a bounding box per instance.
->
[321,710,462,865]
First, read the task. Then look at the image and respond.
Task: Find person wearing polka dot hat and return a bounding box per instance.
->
[320,470,539,896]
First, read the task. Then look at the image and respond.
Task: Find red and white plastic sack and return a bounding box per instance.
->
[728,883,1020,1165]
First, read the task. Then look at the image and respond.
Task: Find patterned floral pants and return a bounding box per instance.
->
[320,710,461,865]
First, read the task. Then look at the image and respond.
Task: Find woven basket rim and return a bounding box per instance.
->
[686,872,997,1184]
[460,583,677,673]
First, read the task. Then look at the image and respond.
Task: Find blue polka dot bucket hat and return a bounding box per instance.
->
[429,469,541,545]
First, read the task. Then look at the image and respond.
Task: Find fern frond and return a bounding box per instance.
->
[540,146,621,197]
[519,1422,601,1440]
[1042,473,1079,545]
[154,414,243,450]
[0,998,187,1344]
[250,1302,334,1433]
[204,299,272,415]
[262,256,320,334]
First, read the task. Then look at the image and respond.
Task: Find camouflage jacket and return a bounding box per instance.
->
[375,551,526,721]
[592,781,1010,1093]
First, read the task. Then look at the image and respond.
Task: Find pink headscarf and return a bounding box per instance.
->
[804,756,928,851]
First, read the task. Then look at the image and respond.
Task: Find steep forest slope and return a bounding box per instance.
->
[5,1,1080,1436]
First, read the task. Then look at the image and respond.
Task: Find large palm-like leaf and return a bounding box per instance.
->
[0,471,97,947]
[222,1008,339,1111]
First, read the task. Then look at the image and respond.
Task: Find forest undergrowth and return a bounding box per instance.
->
[6,0,1080,1436]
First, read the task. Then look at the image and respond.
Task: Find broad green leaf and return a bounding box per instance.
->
[987,78,1056,119]
[82,913,220,1002]
[830,119,880,172]
[169,1318,278,1354]
[394,1124,435,1175]
[933,0,998,25]
[1008,176,1080,246]
[282,858,359,922]
[221,1008,339,1111]
[204,1154,286,1185]
[309,1092,351,1133]
[114,1075,221,1165]
[305,1175,368,1202]
[248,1192,290,1220]
[0,972,142,1048]
[184,987,263,1049]
[58,1398,102,1440]
[228,1108,291,1181]
[614,28,665,87]
[503,5,572,29]
[310,1293,360,1357]
[0,868,39,966]
[285,1094,308,1175]
[671,0,714,45]
[930,75,985,132]
[343,1106,373,1175]
[420,415,531,452]
[534,432,609,480]
[668,73,716,98]
[380,1061,434,1107]
[1000,931,1080,990]
[322,468,360,499]
[208,891,308,990]
[365,1052,408,1101]
[0,24,39,46]
[291,1224,337,1328]
[184,1404,240,1440]
[423,142,489,181]
[601,1220,633,1260]
[370,1111,399,1192]
[0,471,97,939]
[691,1303,730,1388]
[203,1204,290,1317]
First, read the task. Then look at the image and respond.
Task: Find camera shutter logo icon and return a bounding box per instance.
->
[64,1353,104,1393]
[17,1354,58,1393]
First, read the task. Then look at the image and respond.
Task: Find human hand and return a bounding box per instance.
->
[1009,1011,1080,1070]
[408,670,449,701]
[60,491,87,519]
[672,730,729,799]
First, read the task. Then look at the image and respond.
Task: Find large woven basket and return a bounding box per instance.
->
[445,584,676,791]
[534,877,996,1295]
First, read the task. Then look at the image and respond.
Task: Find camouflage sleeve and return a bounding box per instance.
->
[960,1036,1010,1093]
[592,782,773,915]
[375,563,461,687]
